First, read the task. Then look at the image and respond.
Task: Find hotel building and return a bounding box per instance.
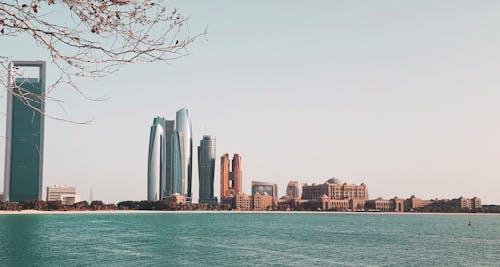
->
[220,153,242,198]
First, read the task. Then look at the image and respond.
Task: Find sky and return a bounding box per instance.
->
[1,1,500,204]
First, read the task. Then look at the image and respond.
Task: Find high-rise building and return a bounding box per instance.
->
[176,108,193,200]
[46,185,80,205]
[167,130,182,197]
[220,153,243,199]
[4,61,46,202]
[232,154,242,195]
[251,181,278,199]
[163,120,175,198]
[220,154,231,198]
[147,117,166,201]
[198,136,216,204]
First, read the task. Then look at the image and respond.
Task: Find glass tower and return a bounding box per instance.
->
[176,108,193,200]
[163,120,175,198]
[4,61,45,202]
[147,117,165,201]
[198,136,216,204]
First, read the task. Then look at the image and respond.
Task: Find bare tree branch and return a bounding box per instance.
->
[0,0,204,123]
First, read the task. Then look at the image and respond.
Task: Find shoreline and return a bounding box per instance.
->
[0,210,499,216]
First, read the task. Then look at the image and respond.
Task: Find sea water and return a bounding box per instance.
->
[0,213,498,266]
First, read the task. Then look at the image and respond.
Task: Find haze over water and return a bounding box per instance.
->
[0,213,499,266]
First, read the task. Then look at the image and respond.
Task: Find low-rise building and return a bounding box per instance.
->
[46,186,80,205]
[365,197,404,212]
[302,178,368,200]
[167,193,186,205]
[405,195,433,211]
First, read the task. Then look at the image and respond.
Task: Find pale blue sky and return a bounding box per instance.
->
[1,1,500,203]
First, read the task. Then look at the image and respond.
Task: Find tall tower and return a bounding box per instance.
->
[169,131,183,196]
[147,117,165,201]
[163,120,175,198]
[176,108,193,200]
[4,61,46,202]
[198,136,216,204]
[220,154,230,198]
[232,154,242,195]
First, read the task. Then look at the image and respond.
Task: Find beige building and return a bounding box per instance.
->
[451,196,482,210]
[234,193,275,211]
[302,178,368,201]
[285,181,303,199]
[46,186,80,205]
[405,195,433,211]
[167,193,186,205]
[365,197,404,212]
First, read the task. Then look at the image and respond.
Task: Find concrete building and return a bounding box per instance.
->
[4,61,46,202]
[405,195,433,211]
[365,197,404,212]
[252,181,278,199]
[198,136,217,204]
[232,154,242,195]
[286,181,303,199]
[302,178,368,201]
[451,196,482,210]
[220,153,243,199]
[234,192,274,211]
[46,186,80,205]
[167,193,186,205]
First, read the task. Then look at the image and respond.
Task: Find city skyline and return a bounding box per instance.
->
[1,1,499,204]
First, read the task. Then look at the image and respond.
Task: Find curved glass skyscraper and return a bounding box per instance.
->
[176,108,193,200]
[147,117,166,201]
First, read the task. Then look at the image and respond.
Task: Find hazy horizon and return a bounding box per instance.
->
[1,1,499,204]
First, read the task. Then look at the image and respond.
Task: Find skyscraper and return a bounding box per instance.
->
[147,117,166,201]
[220,153,243,199]
[198,136,216,204]
[169,131,182,196]
[232,154,242,195]
[176,108,193,200]
[4,61,45,202]
[220,154,231,198]
[163,120,175,198]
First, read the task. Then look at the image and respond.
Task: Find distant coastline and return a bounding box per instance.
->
[1,210,500,216]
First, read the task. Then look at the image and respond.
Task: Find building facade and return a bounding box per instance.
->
[176,108,193,200]
[251,181,278,199]
[365,197,404,212]
[4,61,46,202]
[162,120,175,198]
[147,117,166,201]
[234,193,274,211]
[286,181,303,199]
[198,136,217,204]
[302,179,368,201]
[220,153,243,199]
[46,186,80,205]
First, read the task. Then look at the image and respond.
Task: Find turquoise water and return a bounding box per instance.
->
[0,213,499,266]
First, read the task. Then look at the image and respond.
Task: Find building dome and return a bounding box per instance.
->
[326,178,342,184]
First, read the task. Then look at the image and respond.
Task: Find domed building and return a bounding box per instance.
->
[325,178,342,184]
